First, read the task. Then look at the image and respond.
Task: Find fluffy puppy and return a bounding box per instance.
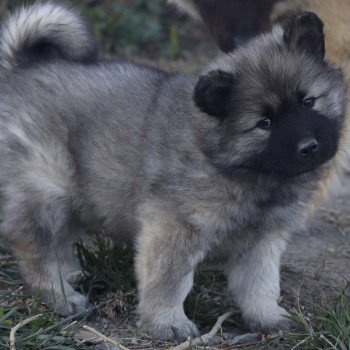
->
[0,2,347,341]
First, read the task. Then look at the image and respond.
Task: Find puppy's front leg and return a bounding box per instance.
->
[225,232,292,333]
[135,209,204,340]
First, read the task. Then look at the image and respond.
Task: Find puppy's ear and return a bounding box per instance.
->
[194,70,235,118]
[283,12,325,60]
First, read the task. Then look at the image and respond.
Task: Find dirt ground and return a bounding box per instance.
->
[282,176,350,306]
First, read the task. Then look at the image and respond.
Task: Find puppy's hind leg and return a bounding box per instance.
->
[1,185,88,316]
[1,188,88,315]
[225,232,292,333]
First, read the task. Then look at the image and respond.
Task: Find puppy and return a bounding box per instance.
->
[0,2,347,340]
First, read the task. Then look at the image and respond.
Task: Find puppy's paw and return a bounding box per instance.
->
[66,270,92,289]
[245,306,295,334]
[44,289,88,316]
[139,317,200,341]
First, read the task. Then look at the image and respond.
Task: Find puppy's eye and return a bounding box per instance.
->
[303,97,315,108]
[256,119,272,130]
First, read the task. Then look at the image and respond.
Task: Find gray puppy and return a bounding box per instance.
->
[0,2,347,341]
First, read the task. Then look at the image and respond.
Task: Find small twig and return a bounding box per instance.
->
[227,333,260,346]
[18,305,97,344]
[338,339,348,350]
[172,310,233,350]
[226,333,280,349]
[61,320,78,333]
[59,305,96,327]
[83,325,130,350]
[10,314,43,350]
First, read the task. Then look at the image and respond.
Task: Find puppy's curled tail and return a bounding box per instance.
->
[168,0,201,20]
[0,1,97,70]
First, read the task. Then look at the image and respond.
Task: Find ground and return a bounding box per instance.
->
[0,2,350,349]
[282,178,350,306]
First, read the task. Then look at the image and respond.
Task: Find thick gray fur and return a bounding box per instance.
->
[0,2,347,340]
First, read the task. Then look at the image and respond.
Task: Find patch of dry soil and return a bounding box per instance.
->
[282,173,350,307]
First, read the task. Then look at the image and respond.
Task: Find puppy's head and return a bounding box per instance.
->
[194,12,347,178]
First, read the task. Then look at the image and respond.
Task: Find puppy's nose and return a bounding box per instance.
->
[298,138,319,157]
